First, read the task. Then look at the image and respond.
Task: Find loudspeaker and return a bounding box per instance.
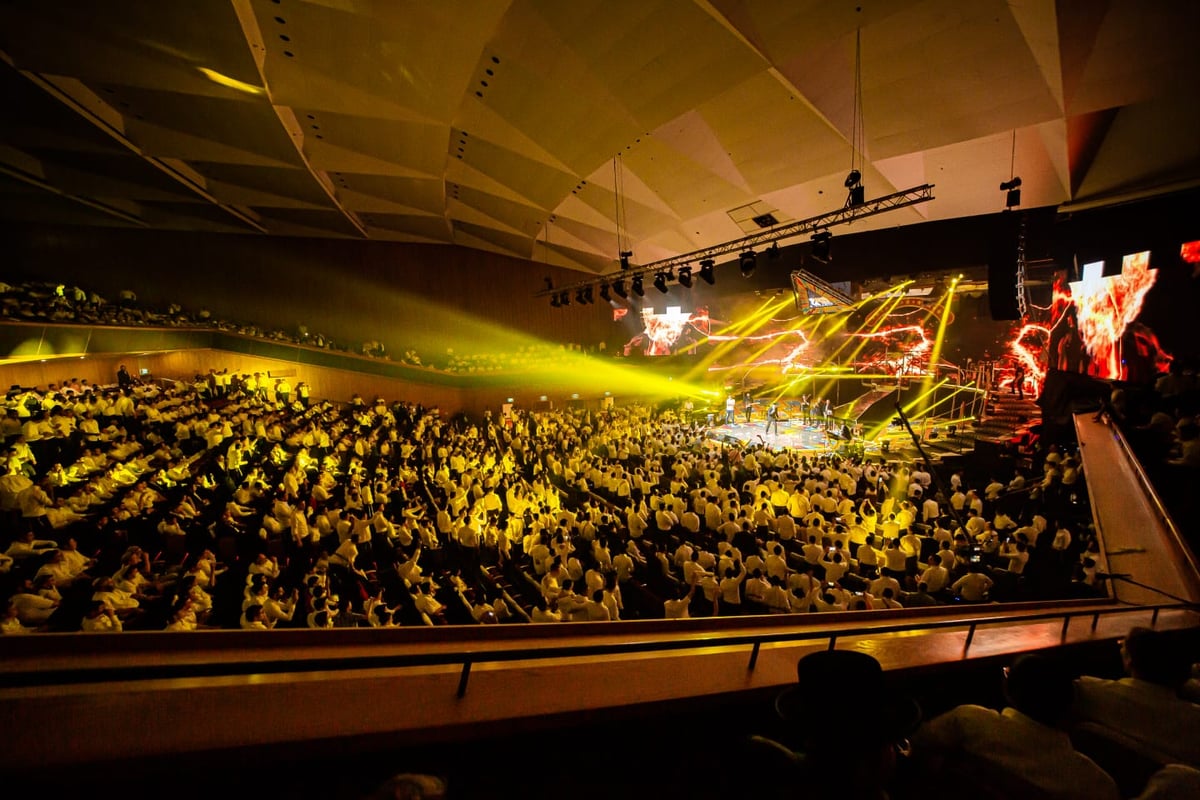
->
[987,213,1021,320]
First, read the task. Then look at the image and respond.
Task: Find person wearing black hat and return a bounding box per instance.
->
[748,649,921,799]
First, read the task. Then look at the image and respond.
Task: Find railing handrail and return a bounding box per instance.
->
[1098,412,1200,580]
[2,600,1193,694]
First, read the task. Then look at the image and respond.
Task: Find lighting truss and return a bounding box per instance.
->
[535,184,935,297]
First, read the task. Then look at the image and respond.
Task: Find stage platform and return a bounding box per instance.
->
[703,417,983,463]
[705,418,872,456]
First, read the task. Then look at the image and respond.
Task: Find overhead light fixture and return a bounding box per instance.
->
[576,288,588,304]
[845,169,865,207]
[766,242,781,260]
[559,291,571,306]
[811,230,832,264]
[1000,176,1022,208]
[677,265,693,288]
[739,250,757,277]
[550,294,561,308]
[631,274,644,297]
[698,259,716,285]
[543,277,554,291]
[619,250,633,270]
[599,283,611,302]
[613,278,628,299]
[653,272,668,293]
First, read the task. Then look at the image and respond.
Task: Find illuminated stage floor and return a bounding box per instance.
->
[704,419,979,463]
[705,419,871,455]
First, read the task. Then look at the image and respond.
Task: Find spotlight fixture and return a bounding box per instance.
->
[844,169,865,207]
[543,277,554,291]
[576,288,588,304]
[613,278,628,299]
[653,272,668,293]
[698,258,716,285]
[558,290,571,306]
[550,294,561,308]
[766,242,781,260]
[677,265,693,288]
[739,250,757,277]
[947,423,958,437]
[1000,176,1022,208]
[599,283,611,302]
[619,250,633,270]
[811,230,832,263]
[631,274,644,297]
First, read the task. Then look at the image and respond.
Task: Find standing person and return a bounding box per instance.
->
[725,394,735,425]
[822,398,833,431]
[117,365,132,389]
[275,378,292,406]
[799,394,811,426]
[743,391,753,423]
[765,401,780,436]
[1013,364,1027,399]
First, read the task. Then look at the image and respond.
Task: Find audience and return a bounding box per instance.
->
[910,653,1120,799]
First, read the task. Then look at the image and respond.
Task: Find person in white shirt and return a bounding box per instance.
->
[912,654,1119,800]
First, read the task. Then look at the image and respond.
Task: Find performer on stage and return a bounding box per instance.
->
[725,394,735,424]
[742,391,753,423]
[765,401,780,436]
[799,394,810,426]
[822,398,833,430]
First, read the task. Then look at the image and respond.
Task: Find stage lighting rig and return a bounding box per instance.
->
[631,274,644,297]
[532,184,935,304]
[739,250,757,277]
[654,268,676,293]
[677,265,693,288]
[1000,176,1022,208]
[845,169,865,208]
[811,230,832,263]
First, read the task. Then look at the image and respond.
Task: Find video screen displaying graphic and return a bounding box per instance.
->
[621,306,710,356]
[1045,250,1170,382]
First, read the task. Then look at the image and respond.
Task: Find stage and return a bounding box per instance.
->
[704,418,873,456]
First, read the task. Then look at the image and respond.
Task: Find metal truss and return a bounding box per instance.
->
[536,184,935,297]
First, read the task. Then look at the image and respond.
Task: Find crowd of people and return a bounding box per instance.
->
[0,279,596,374]
[752,628,1200,800]
[0,355,1104,635]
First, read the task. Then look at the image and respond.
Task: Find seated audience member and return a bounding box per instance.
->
[910,653,1119,800]
[752,649,922,800]
[1074,626,1200,768]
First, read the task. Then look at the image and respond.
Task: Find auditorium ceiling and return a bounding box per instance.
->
[0,0,1197,274]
